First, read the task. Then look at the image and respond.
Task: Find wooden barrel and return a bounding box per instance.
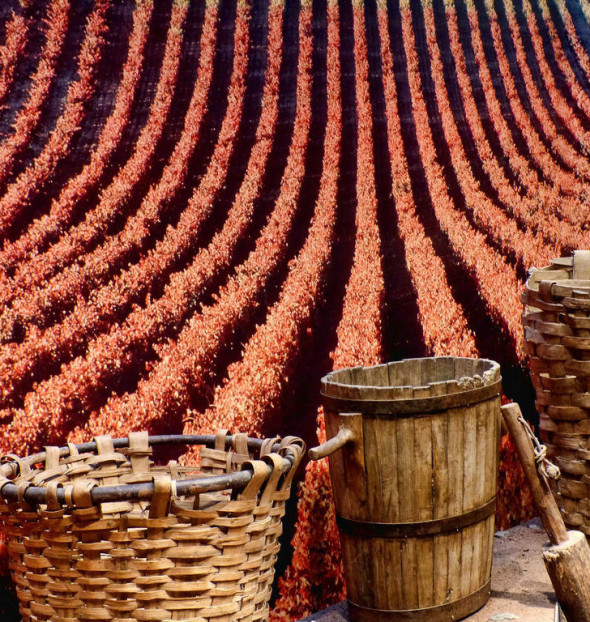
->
[321,357,501,622]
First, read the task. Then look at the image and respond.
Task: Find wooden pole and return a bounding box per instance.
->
[501,403,590,622]
[501,403,567,545]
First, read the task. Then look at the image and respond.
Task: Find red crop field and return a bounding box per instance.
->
[0,0,589,617]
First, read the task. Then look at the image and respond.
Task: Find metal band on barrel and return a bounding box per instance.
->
[336,498,496,539]
[322,380,501,416]
[347,579,491,622]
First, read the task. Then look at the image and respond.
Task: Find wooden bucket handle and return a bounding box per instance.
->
[308,428,355,460]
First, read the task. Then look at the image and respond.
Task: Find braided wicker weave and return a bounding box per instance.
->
[0,431,305,622]
[522,250,590,534]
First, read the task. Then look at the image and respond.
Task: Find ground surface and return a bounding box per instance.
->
[2,0,590,617]
[300,519,558,622]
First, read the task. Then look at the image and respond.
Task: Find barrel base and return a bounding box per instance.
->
[347,579,491,622]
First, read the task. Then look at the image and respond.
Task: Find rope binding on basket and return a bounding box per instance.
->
[518,415,561,480]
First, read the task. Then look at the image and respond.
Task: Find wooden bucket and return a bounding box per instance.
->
[312,357,501,622]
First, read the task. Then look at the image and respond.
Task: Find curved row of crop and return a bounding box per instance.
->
[447,3,589,243]
[466,4,590,229]
[557,0,590,88]
[380,5,477,358]
[0,0,187,342]
[0,0,70,189]
[424,5,554,271]
[0,6,30,107]
[523,0,590,154]
[71,0,308,443]
[0,0,214,410]
[500,0,590,178]
[276,1,386,616]
[0,0,110,237]
[0,0,254,455]
[331,11,384,367]
[0,0,154,276]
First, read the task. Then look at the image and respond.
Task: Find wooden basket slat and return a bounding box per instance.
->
[524,254,590,535]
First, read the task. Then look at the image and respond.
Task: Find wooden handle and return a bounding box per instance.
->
[308,428,355,460]
[501,403,568,546]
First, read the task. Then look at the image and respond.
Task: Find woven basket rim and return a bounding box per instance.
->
[0,433,302,509]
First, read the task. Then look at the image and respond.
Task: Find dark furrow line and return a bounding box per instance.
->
[7,1,94,180]
[364,0,425,361]
[529,0,590,126]
[565,0,590,58]
[276,0,358,450]
[546,0,590,97]
[32,0,137,218]
[0,0,47,136]
[414,0,529,280]
[263,0,329,596]
[453,0,542,188]
[325,0,357,358]
[511,0,587,146]
[485,0,574,174]
[391,0,537,422]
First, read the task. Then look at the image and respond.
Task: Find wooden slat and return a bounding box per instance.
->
[397,417,415,523]
[447,530,462,605]
[470,521,482,594]
[401,538,418,609]
[383,539,403,610]
[415,417,433,522]
[475,402,487,508]
[416,537,434,608]
[433,412,450,605]
[435,357,456,382]
[363,417,383,521]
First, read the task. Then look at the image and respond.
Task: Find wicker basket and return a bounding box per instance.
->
[522,250,590,533]
[0,431,305,622]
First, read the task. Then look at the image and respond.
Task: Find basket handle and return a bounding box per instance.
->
[149,475,172,518]
[238,461,269,500]
[308,427,355,460]
[128,431,150,474]
[260,454,287,504]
